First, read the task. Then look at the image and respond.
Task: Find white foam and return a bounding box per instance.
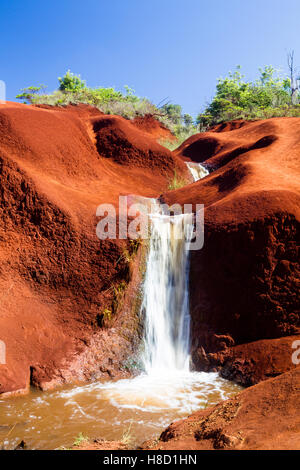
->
[186,162,209,181]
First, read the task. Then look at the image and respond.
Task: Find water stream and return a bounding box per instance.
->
[142,212,193,373]
[186,162,209,181]
[0,162,241,449]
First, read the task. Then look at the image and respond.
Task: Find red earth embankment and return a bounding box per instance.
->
[165,118,300,385]
[142,367,300,450]
[92,114,183,171]
[0,102,187,395]
[132,114,176,142]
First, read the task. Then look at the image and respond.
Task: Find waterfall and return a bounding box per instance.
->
[65,160,237,418]
[186,162,209,181]
[141,213,194,374]
[0,161,240,451]
[140,161,209,375]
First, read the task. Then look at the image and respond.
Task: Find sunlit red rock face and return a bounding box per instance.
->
[141,367,300,450]
[132,114,176,143]
[0,102,187,395]
[92,114,185,171]
[165,118,300,384]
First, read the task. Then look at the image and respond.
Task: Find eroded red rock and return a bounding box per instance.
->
[165,118,300,384]
[0,102,182,395]
[141,367,300,450]
[132,114,176,142]
[92,114,185,172]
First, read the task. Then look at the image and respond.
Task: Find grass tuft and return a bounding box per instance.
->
[73,432,89,447]
[168,170,188,191]
[121,422,134,447]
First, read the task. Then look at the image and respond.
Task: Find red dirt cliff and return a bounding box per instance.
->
[165,118,300,385]
[0,102,186,395]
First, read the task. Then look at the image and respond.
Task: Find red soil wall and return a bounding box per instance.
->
[165,118,300,384]
[0,103,185,394]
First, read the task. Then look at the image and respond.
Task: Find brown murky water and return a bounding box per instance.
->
[0,371,241,450]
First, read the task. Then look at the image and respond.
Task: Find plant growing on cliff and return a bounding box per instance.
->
[100,307,112,323]
[98,279,129,327]
[168,170,187,190]
[116,239,143,265]
[112,281,127,312]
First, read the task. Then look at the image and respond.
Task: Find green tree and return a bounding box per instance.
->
[183,113,194,126]
[16,85,46,104]
[58,70,86,92]
[162,103,182,125]
[197,65,293,128]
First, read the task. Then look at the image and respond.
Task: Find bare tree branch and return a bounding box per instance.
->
[287,50,298,104]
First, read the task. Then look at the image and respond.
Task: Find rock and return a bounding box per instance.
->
[0,102,182,395]
[71,438,129,451]
[14,440,27,450]
[92,114,186,173]
[132,114,176,143]
[141,367,300,450]
[219,335,300,386]
[163,117,300,384]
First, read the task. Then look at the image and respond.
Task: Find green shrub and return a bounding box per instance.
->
[158,103,198,143]
[16,85,47,103]
[58,70,86,92]
[73,432,89,447]
[197,65,296,127]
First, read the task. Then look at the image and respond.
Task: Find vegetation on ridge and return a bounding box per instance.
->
[17,58,300,138]
[16,70,197,143]
[197,65,300,127]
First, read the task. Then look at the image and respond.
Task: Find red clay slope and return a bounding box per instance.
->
[166,118,300,384]
[132,114,176,142]
[0,102,186,395]
[92,114,184,171]
[142,367,300,450]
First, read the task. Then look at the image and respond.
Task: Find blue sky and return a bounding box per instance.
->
[1,0,299,116]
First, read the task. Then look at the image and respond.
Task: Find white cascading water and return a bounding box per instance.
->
[141,212,193,374]
[186,162,209,181]
[140,161,209,374]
